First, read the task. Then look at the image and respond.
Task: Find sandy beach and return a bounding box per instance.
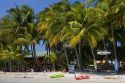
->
[0,72,125,83]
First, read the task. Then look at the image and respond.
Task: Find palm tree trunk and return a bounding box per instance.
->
[17,62,20,72]
[110,23,118,72]
[31,44,33,68]
[64,48,69,66]
[102,39,109,69]
[90,45,97,71]
[20,45,24,72]
[103,39,108,62]
[4,61,6,72]
[9,60,12,72]
[48,43,51,56]
[52,62,56,71]
[75,46,81,71]
[46,42,49,55]
[79,41,82,70]
[110,24,117,59]
[32,43,36,71]
[103,39,106,51]
[31,44,33,59]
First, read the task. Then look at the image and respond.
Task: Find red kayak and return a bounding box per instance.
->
[75,75,90,80]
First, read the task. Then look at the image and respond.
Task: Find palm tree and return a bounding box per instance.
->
[37,1,106,71]
[37,0,125,72]
[45,52,57,71]
[30,23,41,71]
[7,5,36,71]
[60,2,107,71]
[0,16,18,71]
[93,0,125,72]
[37,1,71,67]
[0,45,21,72]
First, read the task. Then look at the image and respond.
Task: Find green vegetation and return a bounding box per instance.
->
[0,0,125,72]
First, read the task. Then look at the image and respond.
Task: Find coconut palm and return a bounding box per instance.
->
[92,0,125,72]
[37,1,106,71]
[60,2,107,71]
[37,1,71,67]
[7,5,37,71]
[0,43,21,72]
[45,52,57,71]
[29,22,42,71]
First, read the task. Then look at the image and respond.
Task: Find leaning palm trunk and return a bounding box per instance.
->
[110,23,118,72]
[64,47,69,66]
[90,45,97,71]
[110,24,117,59]
[79,41,82,70]
[75,46,81,71]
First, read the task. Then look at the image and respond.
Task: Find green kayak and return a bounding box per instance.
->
[50,73,64,78]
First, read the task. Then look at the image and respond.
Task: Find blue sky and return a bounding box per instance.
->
[0,0,59,17]
[0,0,82,52]
[0,0,83,17]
